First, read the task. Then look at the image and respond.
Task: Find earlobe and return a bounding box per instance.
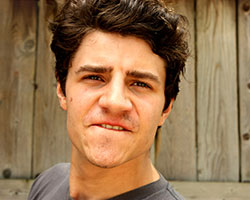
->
[57,82,67,111]
[158,99,174,126]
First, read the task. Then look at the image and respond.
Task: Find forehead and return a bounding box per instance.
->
[71,31,165,77]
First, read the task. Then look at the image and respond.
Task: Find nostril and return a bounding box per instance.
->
[99,92,132,112]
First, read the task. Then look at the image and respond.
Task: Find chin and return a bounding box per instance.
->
[87,157,122,169]
[86,150,127,169]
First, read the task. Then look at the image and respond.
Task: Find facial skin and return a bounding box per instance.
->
[57,30,172,169]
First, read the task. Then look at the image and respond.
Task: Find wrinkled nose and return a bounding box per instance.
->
[98,76,132,113]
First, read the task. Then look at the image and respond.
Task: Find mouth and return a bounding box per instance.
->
[94,124,129,132]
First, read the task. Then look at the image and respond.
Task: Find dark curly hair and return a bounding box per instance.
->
[50,0,189,109]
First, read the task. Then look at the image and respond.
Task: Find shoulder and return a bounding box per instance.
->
[109,173,184,200]
[150,175,185,200]
[28,163,70,200]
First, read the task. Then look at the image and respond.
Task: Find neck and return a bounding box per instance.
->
[69,149,159,200]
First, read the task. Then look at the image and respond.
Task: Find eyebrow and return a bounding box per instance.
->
[75,65,160,83]
[75,65,113,74]
[127,70,160,83]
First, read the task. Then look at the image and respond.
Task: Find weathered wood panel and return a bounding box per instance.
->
[1,0,249,183]
[196,0,239,181]
[0,180,33,200]
[33,0,71,177]
[238,0,250,182]
[171,181,250,200]
[0,0,37,178]
[155,0,196,181]
[1,180,250,200]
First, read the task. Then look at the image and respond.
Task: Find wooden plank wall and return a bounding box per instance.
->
[0,0,37,178]
[238,0,250,182]
[196,0,239,181]
[32,0,71,178]
[1,179,250,200]
[155,0,196,181]
[0,0,250,183]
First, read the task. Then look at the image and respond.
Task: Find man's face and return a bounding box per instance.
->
[57,31,171,168]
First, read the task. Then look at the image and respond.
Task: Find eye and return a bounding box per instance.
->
[132,81,151,89]
[84,75,103,81]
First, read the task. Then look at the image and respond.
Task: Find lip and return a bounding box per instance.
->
[90,121,132,132]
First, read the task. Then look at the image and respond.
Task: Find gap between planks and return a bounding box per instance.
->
[0,179,250,200]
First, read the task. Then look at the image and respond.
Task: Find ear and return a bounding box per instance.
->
[158,99,174,126]
[57,82,67,111]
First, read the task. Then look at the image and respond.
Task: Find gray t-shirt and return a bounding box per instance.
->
[28,163,184,200]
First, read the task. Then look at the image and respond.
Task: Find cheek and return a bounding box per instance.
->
[66,87,91,111]
[139,96,165,122]
[136,97,164,143]
[66,95,84,137]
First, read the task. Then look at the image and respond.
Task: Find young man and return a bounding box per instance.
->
[28,0,189,199]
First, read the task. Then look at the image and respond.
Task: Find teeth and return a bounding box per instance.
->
[100,124,124,130]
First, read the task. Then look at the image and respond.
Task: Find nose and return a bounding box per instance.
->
[98,76,132,113]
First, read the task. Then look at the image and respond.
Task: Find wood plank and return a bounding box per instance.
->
[171,181,250,200]
[33,0,71,177]
[238,0,250,182]
[0,0,37,178]
[0,180,33,200]
[155,0,196,181]
[196,0,239,181]
[1,180,250,200]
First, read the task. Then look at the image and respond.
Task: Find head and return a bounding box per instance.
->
[50,0,189,168]
[50,0,189,110]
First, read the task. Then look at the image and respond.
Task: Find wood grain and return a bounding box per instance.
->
[0,180,33,200]
[171,181,250,200]
[196,0,239,181]
[33,0,71,177]
[1,179,250,200]
[0,0,37,178]
[155,0,196,181]
[1,0,248,183]
[238,0,250,182]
